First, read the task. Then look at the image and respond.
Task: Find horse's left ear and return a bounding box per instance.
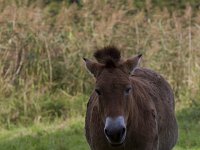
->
[122,54,142,74]
[83,58,103,77]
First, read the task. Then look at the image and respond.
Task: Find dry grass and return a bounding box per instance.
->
[0,0,199,125]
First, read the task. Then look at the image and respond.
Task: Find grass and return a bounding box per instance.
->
[0,0,200,126]
[176,105,200,149]
[0,117,89,150]
[0,105,199,150]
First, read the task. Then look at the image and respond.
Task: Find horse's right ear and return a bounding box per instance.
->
[121,54,142,74]
[83,58,103,77]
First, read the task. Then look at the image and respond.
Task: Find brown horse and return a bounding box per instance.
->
[83,46,178,150]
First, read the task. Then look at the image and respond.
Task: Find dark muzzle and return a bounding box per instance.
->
[104,116,126,146]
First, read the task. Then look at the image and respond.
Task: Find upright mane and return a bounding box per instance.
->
[94,46,121,68]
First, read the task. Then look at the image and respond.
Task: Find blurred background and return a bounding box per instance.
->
[0,0,199,149]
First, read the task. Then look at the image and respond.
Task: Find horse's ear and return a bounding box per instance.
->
[83,58,103,77]
[122,54,142,74]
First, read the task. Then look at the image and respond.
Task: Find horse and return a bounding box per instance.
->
[83,46,178,150]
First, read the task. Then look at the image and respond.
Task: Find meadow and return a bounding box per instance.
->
[0,0,200,149]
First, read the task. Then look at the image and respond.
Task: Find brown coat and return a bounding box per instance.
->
[84,47,178,150]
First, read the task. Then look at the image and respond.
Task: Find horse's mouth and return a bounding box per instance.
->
[110,142,124,147]
[104,116,127,147]
[107,134,126,147]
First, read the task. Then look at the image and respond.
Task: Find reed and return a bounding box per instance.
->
[0,0,199,127]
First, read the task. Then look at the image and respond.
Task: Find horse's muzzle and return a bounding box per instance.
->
[104,116,126,146]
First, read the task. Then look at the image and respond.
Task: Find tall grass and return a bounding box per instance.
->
[0,0,199,127]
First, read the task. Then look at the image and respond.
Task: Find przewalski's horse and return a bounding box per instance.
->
[83,46,178,150]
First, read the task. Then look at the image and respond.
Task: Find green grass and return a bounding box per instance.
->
[0,117,89,150]
[175,105,200,149]
[0,104,199,150]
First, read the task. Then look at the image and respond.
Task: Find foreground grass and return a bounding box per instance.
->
[0,105,199,150]
[0,117,89,150]
[176,105,200,150]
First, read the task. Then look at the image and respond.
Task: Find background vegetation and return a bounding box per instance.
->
[0,0,199,149]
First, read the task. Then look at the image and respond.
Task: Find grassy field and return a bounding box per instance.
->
[0,117,89,150]
[0,0,200,149]
[0,96,199,150]
[0,105,199,150]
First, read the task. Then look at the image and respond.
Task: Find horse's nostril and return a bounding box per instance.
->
[104,128,109,137]
[118,127,126,140]
[121,127,126,136]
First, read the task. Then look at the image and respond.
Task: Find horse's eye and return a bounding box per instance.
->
[95,88,101,95]
[125,86,132,95]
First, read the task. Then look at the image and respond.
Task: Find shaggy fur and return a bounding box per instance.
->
[94,46,121,68]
